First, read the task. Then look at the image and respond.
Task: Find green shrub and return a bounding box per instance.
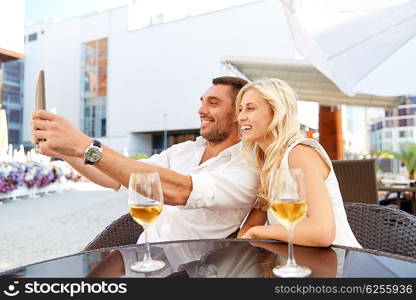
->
[130,153,149,160]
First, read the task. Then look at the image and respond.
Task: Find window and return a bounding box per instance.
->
[28,33,37,42]
[384,131,392,138]
[4,60,23,84]
[399,119,411,127]
[8,129,20,144]
[9,110,21,123]
[399,108,407,116]
[80,38,108,137]
[101,118,106,137]
[399,130,410,138]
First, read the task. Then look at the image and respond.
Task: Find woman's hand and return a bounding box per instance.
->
[237,207,267,238]
[239,226,259,239]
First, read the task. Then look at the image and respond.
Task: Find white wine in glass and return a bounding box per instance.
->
[128,172,165,273]
[269,168,311,278]
[129,204,163,226]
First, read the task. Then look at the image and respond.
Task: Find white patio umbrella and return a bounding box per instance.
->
[0,108,8,150]
[281,0,416,97]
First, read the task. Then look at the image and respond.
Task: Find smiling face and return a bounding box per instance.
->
[238,89,274,148]
[198,84,238,144]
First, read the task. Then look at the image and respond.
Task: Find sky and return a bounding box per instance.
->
[25,0,130,24]
[25,0,257,25]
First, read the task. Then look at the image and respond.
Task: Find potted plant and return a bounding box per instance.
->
[394,142,416,180]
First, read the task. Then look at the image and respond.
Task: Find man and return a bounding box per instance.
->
[31,76,258,243]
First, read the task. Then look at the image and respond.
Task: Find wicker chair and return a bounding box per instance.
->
[84,213,143,251]
[83,213,239,251]
[344,202,416,259]
[332,159,378,204]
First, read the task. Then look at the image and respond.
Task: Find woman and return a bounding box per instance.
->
[236,78,361,248]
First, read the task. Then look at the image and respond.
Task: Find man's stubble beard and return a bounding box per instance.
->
[200,111,237,144]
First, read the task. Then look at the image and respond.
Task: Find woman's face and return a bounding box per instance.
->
[238,89,274,146]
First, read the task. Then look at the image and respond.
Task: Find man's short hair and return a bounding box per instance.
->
[212,76,248,103]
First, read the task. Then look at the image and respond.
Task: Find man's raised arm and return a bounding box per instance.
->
[32,110,192,205]
[93,145,192,205]
[63,156,121,191]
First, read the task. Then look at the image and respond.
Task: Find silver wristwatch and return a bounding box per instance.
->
[83,139,102,165]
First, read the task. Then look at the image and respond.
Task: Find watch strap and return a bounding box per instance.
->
[92,139,102,148]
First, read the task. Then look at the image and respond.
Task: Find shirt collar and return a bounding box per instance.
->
[195,136,208,147]
[195,136,241,159]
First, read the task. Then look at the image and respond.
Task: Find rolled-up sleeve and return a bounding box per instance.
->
[184,165,259,210]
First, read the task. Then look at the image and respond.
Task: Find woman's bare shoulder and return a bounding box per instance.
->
[288,144,330,177]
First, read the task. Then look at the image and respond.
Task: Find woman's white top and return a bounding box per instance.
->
[266,138,362,248]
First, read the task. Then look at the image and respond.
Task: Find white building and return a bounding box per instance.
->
[23,0,299,154]
[23,0,367,156]
[0,0,24,54]
[342,106,372,158]
[369,97,416,153]
[0,0,25,148]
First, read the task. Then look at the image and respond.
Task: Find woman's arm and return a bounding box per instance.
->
[239,145,336,247]
[237,208,267,238]
[87,250,124,278]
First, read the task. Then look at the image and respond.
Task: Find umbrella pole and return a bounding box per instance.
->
[319,105,344,160]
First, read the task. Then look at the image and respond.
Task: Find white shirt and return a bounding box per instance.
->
[266,138,362,248]
[136,137,259,243]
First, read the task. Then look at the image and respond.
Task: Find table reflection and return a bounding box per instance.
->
[87,240,340,278]
[245,242,339,278]
[3,240,415,278]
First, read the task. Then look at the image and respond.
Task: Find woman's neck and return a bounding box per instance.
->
[258,139,272,153]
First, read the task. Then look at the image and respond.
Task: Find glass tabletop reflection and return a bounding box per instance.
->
[1,239,415,278]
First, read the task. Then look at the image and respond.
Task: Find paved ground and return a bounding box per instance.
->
[0,183,128,273]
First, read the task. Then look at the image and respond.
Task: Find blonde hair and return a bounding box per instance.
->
[258,251,280,278]
[235,78,303,210]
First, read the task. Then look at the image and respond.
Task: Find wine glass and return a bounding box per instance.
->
[268,168,311,277]
[128,172,165,273]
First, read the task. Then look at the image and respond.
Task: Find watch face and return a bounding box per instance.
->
[87,146,101,162]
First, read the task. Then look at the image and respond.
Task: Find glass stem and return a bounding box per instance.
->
[143,227,152,262]
[286,224,297,266]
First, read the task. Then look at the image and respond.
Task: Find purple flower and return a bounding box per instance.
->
[0,162,26,193]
